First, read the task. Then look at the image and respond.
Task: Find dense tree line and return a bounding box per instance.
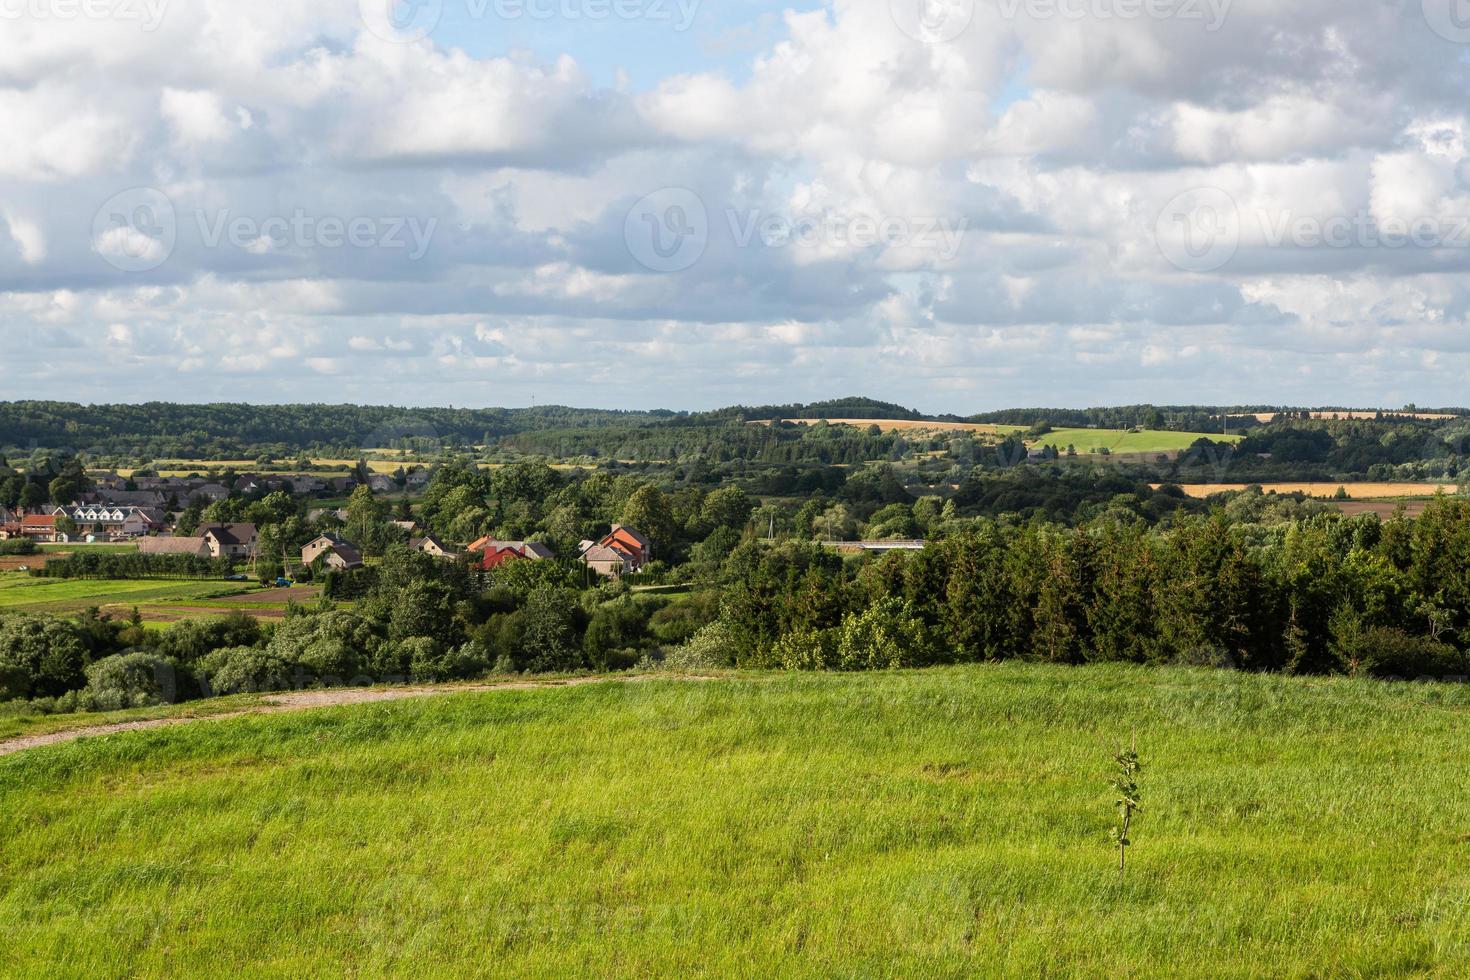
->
[33,553,236,580]
[703,498,1470,679]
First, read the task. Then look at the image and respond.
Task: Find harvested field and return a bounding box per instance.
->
[1157,482,1457,499]
[773,418,1014,434]
[1247,411,1460,423]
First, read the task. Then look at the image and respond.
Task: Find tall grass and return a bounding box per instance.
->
[3,664,1470,976]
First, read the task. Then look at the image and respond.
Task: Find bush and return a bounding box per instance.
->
[84,653,186,711]
[662,622,737,671]
[199,647,298,695]
[297,638,362,683]
[774,629,837,671]
[0,616,90,700]
[401,638,489,683]
[1348,627,1469,680]
[835,598,936,671]
[154,613,263,665]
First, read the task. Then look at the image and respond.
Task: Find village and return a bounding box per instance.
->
[0,468,654,580]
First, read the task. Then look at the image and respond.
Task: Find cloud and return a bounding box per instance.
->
[1,0,1469,409]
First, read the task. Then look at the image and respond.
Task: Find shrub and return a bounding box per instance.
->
[0,616,90,700]
[154,613,263,665]
[662,622,737,671]
[199,647,298,695]
[835,598,936,671]
[297,638,362,683]
[774,629,837,671]
[84,653,185,711]
[268,610,382,672]
[1348,627,1469,680]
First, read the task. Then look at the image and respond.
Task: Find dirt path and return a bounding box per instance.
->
[0,675,705,759]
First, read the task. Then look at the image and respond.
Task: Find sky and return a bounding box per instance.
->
[3,0,1470,413]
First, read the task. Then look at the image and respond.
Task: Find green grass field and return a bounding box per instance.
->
[3,664,1470,975]
[0,573,257,616]
[1034,428,1242,455]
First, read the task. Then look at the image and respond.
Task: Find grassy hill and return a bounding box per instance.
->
[4,665,1470,975]
[1034,427,1242,455]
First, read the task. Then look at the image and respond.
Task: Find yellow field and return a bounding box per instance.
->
[1247,411,1459,423]
[775,418,1016,434]
[1157,482,1458,499]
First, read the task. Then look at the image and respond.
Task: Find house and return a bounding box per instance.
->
[58,504,166,538]
[137,536,211,558]
[189,483,232,503]
[475,540,555,570]
[410,534,457,559]
[20,514,65,543]
[579,525,650,577]
[301,533,363,570]
[405,467,432,489]
[320,545,364,571]
[368,474,397,493]
[197,523,258,559]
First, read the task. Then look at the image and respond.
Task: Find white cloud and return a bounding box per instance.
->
[1,0,1468,409]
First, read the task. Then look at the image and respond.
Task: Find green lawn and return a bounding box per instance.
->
[38,543,141,554]
[1034,427,1242,455]
[0,574,255,614]
[3,664,1470,975]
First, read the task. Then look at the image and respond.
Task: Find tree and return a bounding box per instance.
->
[620,485,675,551]
[345,485,388,549]
[0,616,90,700]
[520,585,583,673]
[701,486,753,533]
[17,482,47,511]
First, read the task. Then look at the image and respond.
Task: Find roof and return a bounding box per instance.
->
[198,523,257,546]
[608,524,651,548]
[21,514,57,528]
[328,544,364,565]
[581,545,630,564]
[412,534,452,552]
[138,536,209,555]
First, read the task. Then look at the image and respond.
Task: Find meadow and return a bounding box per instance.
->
[0,572,276,620]
[3,664,1470,976]
[1035,427,1242,455]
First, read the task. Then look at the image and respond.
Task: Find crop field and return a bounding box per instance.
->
[0,573,270,619]
[1035,427,1241,455]
[1160,482,1457,500]
[121,458,418,477]
[776,418,1021,435]
[3,664,1470,975]
[1246,411,1460,423]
